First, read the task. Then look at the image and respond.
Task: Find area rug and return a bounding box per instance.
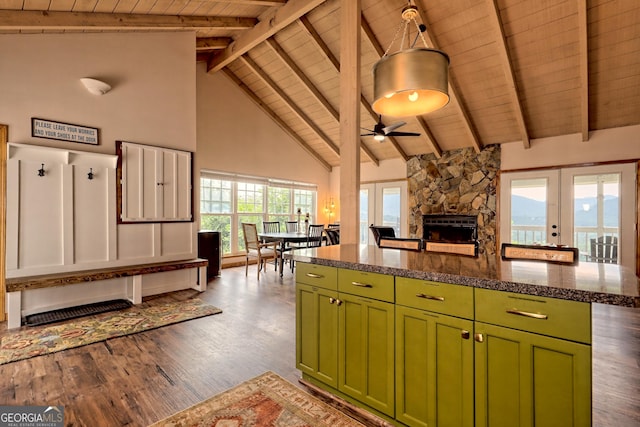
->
[150,371,365,427]
[0,298,222,365]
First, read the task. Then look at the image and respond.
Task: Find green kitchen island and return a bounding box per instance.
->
[288,244,639,427]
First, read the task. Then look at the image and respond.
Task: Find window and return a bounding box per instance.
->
[200,172,317,256]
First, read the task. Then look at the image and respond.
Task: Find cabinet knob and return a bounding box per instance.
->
[329,297,336,304]
[474,333,484,343]
[461,330,470,340]
[335,299,343,306]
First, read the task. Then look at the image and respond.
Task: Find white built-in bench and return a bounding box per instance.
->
[5,258,208,329]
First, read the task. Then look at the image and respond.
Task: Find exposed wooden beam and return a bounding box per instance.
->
[207,0,327,73]
[196,37,232,51]
[221,68,332,171]
[415,117,442,158]
[484,0,531,149]
[405,2,483,154]
[360,13,443,158]
[239,54,340,156]
[0,10,256,30]
[264,37,379,166]
[298,15,407,162]
[209,0,286,5]
[339,0,361,245]
[577,0,590,141]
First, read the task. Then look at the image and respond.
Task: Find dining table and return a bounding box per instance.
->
[258,231,321,276]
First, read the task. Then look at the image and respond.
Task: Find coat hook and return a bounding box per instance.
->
[38,163,45,177]
[88,168,94,180]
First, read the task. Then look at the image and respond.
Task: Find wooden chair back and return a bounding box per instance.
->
[307,224,325,247]
[369,224,396,246]
[325,228,340,245]
[286,221,298,232]
[589,235,618,264]
[263,221,280,233]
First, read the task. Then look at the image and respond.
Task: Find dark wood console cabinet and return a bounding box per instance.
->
[198,231,221,280]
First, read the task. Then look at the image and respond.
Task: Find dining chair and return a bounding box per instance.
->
[587,235,618,264]
[263,221,281,233]
[241,223,279,279]
[286,221,299,233]
[307,224,325,247]
[325,227,340,245]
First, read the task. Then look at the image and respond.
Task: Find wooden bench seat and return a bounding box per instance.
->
[5,258,208,329]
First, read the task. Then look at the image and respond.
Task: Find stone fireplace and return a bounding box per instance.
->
[407,145,500,255]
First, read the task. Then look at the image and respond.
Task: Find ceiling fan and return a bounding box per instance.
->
[361,115,420,142]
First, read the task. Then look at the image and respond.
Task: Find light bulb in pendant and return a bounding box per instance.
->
[408,91,419,102]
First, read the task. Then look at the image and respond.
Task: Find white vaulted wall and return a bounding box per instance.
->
[1,32,198,315]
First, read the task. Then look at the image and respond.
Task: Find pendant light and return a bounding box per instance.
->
[372,1,450,117]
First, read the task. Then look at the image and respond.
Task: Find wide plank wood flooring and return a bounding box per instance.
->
[0,265,638,426]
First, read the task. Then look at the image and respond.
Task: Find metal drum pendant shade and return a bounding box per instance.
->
[372,48,450,117]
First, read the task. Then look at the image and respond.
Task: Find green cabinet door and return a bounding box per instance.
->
[296,283,339,388]
[338,293,395,417]
[396,305,474,427]
[474,322,591,427]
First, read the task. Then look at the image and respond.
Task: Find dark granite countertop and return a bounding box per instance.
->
[288,245,640,307]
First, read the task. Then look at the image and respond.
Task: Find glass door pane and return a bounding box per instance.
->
[360,186,371,244]
[381,187,401,235]
[572,173,620,263]
[500,171,559,246]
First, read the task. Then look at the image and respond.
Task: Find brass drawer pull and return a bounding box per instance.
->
[351,281,373,288]
[416,293,445,301]
[305,273,324,279]
[506,309,548,320]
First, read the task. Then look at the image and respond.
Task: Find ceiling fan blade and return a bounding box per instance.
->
[387,131,420,137]
[360,133,376,136]
[382,121,407,134]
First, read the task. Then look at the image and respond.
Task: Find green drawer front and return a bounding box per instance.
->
[396,277,474,319]
[338,269,394,302]
[475,288,591,344]
[296,263,338,290]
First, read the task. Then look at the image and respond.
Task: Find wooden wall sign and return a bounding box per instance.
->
[32,118,99,145]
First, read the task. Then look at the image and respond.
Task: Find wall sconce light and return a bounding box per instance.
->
[37,163,45,177]
[323,197,336,219]
[80,78,112,95]
[372,1,450,117]
[87,168,94,180]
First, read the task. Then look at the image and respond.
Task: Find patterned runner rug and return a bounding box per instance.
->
[150,371,364,427]
[0,298,222,365]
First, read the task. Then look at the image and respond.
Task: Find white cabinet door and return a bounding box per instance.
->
[118,141,192,223]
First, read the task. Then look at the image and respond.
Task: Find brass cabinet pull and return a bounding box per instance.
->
[335,299,343,306]
[351,281,373,288]
[474,333,484,343]
[461,330,470,340]
[329,297,336,304]
[416,293,445,301]
[506,309,548,320]
[306,273,324,278]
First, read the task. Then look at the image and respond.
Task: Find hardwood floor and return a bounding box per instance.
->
[0,265,638,426]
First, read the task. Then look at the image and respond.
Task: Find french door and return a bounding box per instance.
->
[500,163,637,269]
[360,181,407,245]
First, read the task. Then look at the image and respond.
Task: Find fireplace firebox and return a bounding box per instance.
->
[422,214,478,256]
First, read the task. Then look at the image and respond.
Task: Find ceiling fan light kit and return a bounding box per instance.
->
[372,2,450,117]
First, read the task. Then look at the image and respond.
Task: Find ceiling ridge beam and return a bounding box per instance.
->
[221,68,332,172]
[0,10,256,30]
[264,37,379,165]
[299,15,408,162]
[484,0,531,149]
[207,0,328,73]
[239,54,341,156]
[577,0,589,141]
[360,13,440,159]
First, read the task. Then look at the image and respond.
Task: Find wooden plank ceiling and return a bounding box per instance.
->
[1,0,639,170]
